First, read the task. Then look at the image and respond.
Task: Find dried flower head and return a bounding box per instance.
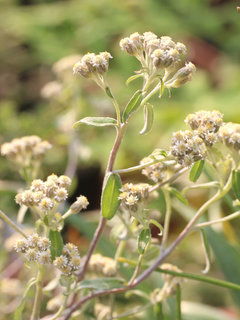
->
[88,254,117,277]
[218,122,240,150]
[171,130,207,166]
[119,183,151,212]
[54,243,81,275]
[1,136,52,166]
[14,234,52,265]
[70,195,89,214]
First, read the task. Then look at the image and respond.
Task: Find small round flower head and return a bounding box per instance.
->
[143,31,158,42]
[166,62,196,88]
[176,42,187,55]
[160,36,176,50]
[171,130,207,166]
[39,197,54,212]
[185,110,223,133]
[54,188,68,202]
[31,179,44,192]
[218,122,240,150]
[15,190,35,207]
[27,233,41,248]
[14,239,28,253]
[73,61,91,78]
[57,175,71,189]
[38,250,51,264]
[70,195,89,214]
[119,183,150,211]
[37,237,51,251]
[25,248,38,261]
[140,156,168,183]
[54,243,81,276]
[44,180,58,197]
[1,136,51,165]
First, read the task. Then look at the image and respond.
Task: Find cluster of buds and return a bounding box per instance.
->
[119,183,151,212]
[15,174,71,214]
[53,243,81,276]
[88,254,117,277]
[151,263,183,303]
[14,234,51,264]
[171,130,207,166]
[120,32,196,89]
[218,122,240,150]
[185,110,223,146]
[73,52,112,87]
[1,136,52,165]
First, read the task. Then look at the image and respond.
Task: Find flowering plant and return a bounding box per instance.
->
[1,31,240,320]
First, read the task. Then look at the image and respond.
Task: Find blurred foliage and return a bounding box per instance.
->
[0,0,240,318]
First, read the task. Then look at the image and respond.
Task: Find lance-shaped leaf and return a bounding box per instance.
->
[78,277,125,291]
[122,90,143,122]
[74,117,117,129]
[189,160,205,182]
[126,73,144,86]
[169,187,188,205]
[49,230,63,260]
[138,228,151,255]
[232,170,240,200]
[139,103,154,135]
[101,173,122,219]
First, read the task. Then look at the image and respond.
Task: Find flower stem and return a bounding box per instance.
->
[31,263,43,320]
[0,209,27,238]
[161,188,171,251]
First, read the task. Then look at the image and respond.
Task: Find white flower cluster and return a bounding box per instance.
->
[218,122,240,150]
[88,254,117,277]
[119,32,196,88]
[53,243,81,276]
[171,130,207,166]
[119,183,151,212]
[14,234,51,264]
[1,136,52,165]
[73,52,112,79]
[185,110,223,146]
[15,174,71,212]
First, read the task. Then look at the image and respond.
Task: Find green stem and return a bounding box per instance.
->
[176,285,182,320]
[196,210,240,229]
[161,188,171,251]
[118,257,240,291]
[31,263,43,320]
[47,283,70,320]
[0,209,27,238]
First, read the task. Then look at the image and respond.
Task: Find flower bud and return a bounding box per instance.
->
[70,195,89,214]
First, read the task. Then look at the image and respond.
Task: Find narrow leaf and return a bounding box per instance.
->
[139,103,154,135]
[78,277,125,291]
[101,173,122,219]
[105,86,114,98]
[200,229,211,274]
[138,228,151,255]
[74,117,117,129]
[126,73,144,86]
[176,285,182,320]
[49,230,63,260]
[232,170,240,200]
[169,187,188,205]
[122,90,142,122]
[14,278,37,320]
[189,160,205,182]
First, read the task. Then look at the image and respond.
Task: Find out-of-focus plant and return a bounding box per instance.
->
[1,31,240,320]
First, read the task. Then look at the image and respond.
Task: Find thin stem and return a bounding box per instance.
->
[31,263,43,320]
[161,188,171,251]
[196,210,240,229]
[139,82,161,107]
[128,254,143,286]
[47,283,70,320]
[112,302,153,319]
[182,181,220,195]
[113,160,156,174]
[0,209,27,238]
[149,167,188,193]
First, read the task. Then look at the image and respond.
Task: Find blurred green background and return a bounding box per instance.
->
[0,0,240,318]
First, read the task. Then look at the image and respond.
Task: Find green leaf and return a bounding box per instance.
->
[126,73,144,86]
[14,278,37,320]
[232,170,240,200]
[101,173,122,219]
[139,103,154,135]
[49,230,63,260]
[205,227,240,307]
[189,160,205,182]
[78,277,125,291]
[200,229,211,274]
[138,228,151,255]
[105,86,114,98]
[74,117,117,129]
[122,90,143,122]
[169,187,188,205]
[157,189,166,215]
